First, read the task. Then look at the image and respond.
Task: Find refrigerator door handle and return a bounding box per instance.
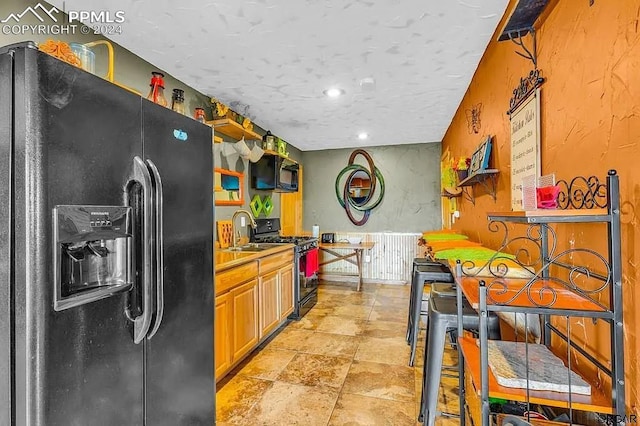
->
[124,156,155,344]
[146,159,164,340]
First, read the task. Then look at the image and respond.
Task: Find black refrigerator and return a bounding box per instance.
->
[0,42,214,425]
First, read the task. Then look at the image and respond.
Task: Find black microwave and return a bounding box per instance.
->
[250,154,299,192]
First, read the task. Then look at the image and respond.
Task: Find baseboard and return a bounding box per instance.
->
[318,274,407,286]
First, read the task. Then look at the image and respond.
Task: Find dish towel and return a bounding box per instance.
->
[305,247,319,277]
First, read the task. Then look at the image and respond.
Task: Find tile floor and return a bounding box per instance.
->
[216,281,460,425]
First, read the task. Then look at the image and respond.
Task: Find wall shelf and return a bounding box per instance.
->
[497,0,551,42]
[457,169,499,205]
[260,149,299,165]
[441,187,463,198]
[214,168,244,206]
[206,119,262,141]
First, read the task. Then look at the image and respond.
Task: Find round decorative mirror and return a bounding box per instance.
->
[335,149,385,226]
[347,170,372,206]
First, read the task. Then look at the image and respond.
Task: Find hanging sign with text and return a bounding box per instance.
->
[510,89,541,211]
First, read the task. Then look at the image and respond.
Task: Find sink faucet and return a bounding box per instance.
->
[231,209,257,248]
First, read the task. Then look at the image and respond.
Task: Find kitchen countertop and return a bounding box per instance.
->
[215,243,295,273]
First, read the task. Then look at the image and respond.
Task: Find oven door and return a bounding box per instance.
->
[298,247,319,300]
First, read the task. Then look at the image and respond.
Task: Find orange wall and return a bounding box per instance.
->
[443,0,640,412]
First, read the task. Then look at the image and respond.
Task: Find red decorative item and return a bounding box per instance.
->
[147,71,167,107]
[194,107,206,123]
[536,185,561,209]
[305,247,319,277]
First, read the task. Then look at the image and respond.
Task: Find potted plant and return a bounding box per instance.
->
[453,157,471,182]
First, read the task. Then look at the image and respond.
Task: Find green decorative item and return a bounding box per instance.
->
[432,247,516,261]
[250,194,263,217]
[422,233,469,242]
[262,195,274,217]
[334,149,385,226]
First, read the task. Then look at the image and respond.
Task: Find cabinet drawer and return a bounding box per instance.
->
[259,250,294,274]
[215,261,259,295]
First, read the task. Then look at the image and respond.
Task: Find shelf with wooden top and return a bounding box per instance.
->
[458,336,614,415]
[262,149,298,164]
[457,169,499,205]
[457,276,612,319]
[441,187,463,198]
[205,118,262,141]
[487,209,610,224]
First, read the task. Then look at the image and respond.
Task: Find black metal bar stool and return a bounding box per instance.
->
[429,283,459,348]
[407,262,454,366]
[430,282,456,298]
[418,295,501,426]
[407,258,444,343]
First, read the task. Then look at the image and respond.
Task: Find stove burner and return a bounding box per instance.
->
[254,235,315,245]
[252,235,318,253]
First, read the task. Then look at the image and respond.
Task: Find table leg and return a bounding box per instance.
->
[355,249,363,291]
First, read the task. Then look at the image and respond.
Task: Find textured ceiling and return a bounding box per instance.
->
[50,0,509,151]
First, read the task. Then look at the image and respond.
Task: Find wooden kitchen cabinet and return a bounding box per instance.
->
[214,247,295,382]
[259,263,294,338]
[231,279,259,363]
[279,263,295,320]
[280,165,303,236]
[259,270,280,338]
[214,292,232,381]
[259,250,295,326]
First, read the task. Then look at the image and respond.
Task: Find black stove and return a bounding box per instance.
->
[250,219,317,247]
[250,219,318,319]
[253,235,318,251]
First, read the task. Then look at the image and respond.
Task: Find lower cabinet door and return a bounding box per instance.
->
[215,292,232,381]
[259,270,280,338]
[279,264,295,320]
[231,279,259,363]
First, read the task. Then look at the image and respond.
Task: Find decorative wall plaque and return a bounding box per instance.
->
[510,88,541,211]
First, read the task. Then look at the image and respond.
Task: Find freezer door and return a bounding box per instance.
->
[142,101,214,425]
[0,50,13,425]
[11,47,144,425]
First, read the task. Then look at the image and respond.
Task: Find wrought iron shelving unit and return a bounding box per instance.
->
[454,170,625,426]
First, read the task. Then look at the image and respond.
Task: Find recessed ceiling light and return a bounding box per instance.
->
[358,132,368,140]
[359,77,376,92]
[324,88,344,98]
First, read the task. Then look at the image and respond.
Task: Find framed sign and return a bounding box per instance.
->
[510,88,541,211]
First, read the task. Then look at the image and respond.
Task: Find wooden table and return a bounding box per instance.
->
[318,242,375,291]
